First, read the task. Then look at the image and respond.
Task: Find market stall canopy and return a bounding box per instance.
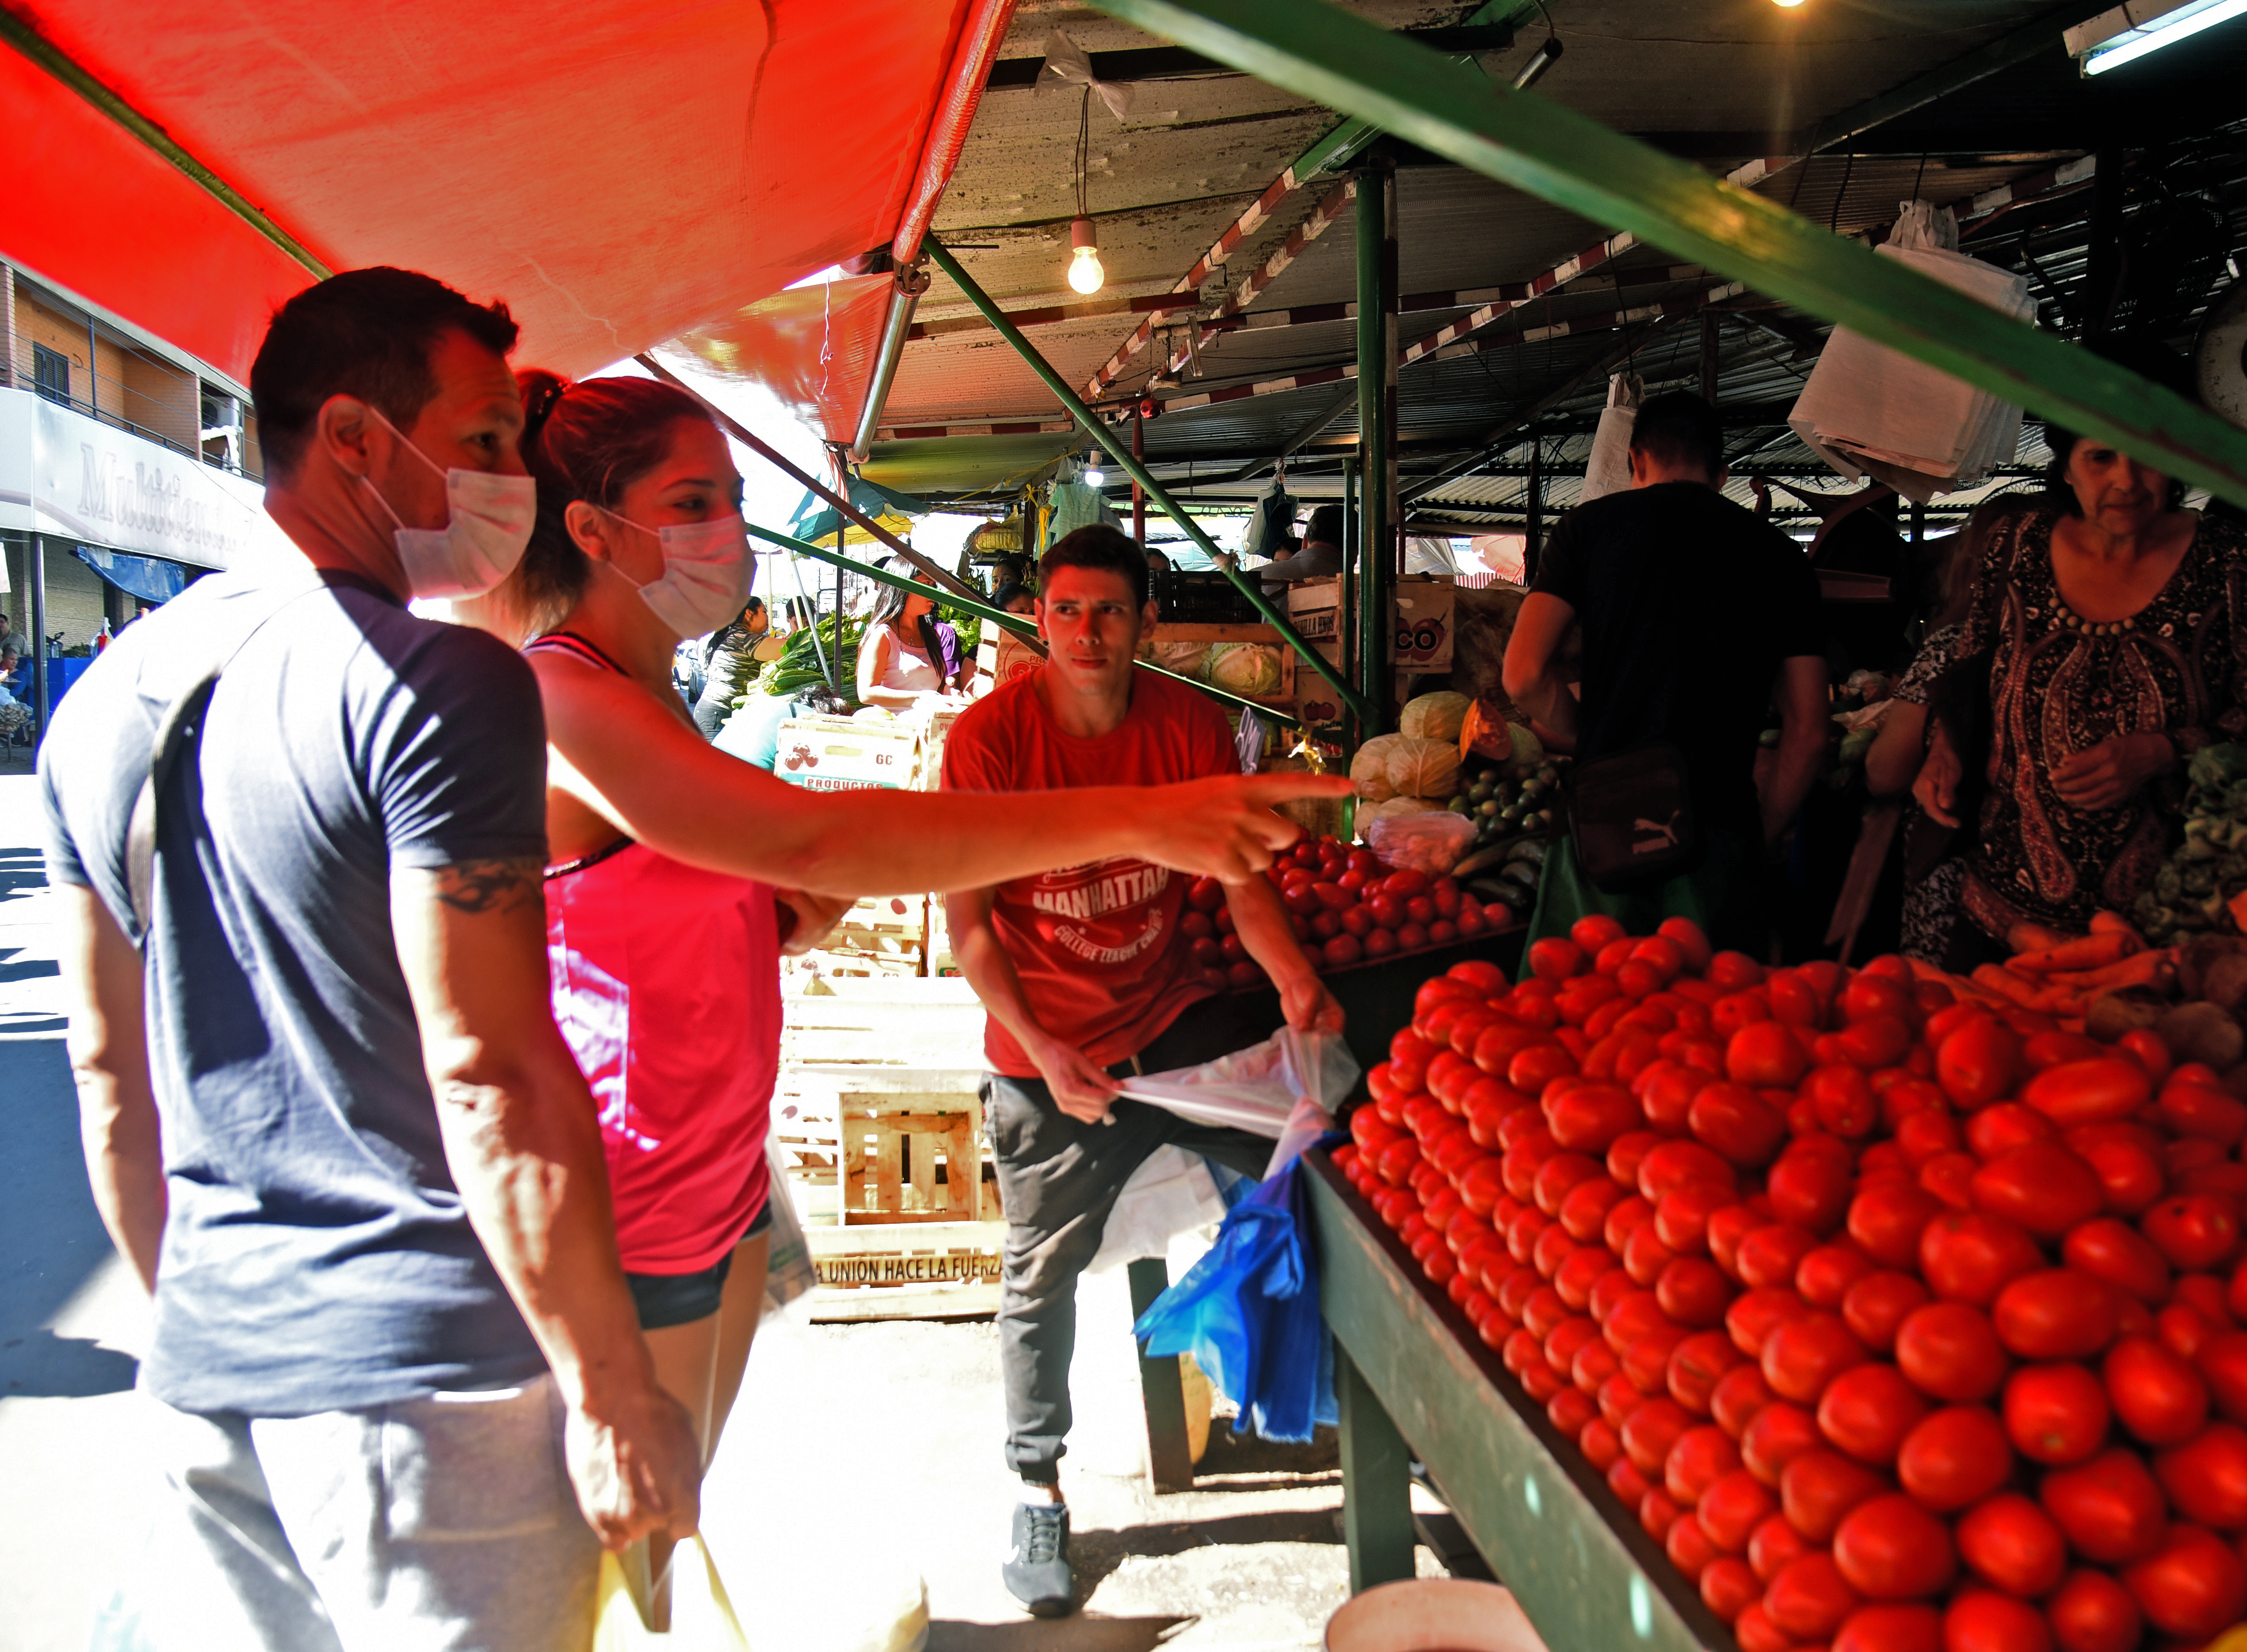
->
[787,473,928,547]
[663,275,897,449]
[860,431,1080,496]
[3,0,1008,385]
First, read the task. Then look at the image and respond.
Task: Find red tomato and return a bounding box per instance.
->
[1850,1183,1945,1272]
[1920,1211,2046,1307]
[1799,1243,1879,1310]
[1896,1405,2014,1512]
[1730,1285,1817,1358]
[1738,1224,1823,1292]
[1702,1554,1762,1624]
[2160,1080,2247,1147]
[1896,1109,1965,1167]
[1966,1102,2058,1159]
[1896,1302,2010,1403]
[2061,1217,2172,1304]
[1940,1589,2052,1652]
[1404,894,1438,927]
[1921,1151,1981,1212]
[1835,1493,1956,1601]
[1558,1175,1628,1244]
[1728,1020,1812,1089]
[1769,1142,1857,1235]
[1766,1551,1863,1639]
[2039,1448,2170,1565]
[1361,926,1399,960]
[1750,1512,1812,1581]
[1781,1447,1889,1542]
[1655,1182,1735,1255]
[2019,1057,2152,1128]
[1186,876,1226,913]
[2043,1569,2142,1652]
[2154,1419,2247,1528]
[2104,1333,2209,1445]
[1714,1365,1777,1439]
[1707,950,1766,991]
[1955,1492,2068,1598]
[2118,1522,2247,1641]
[1668,1423,1744,1505]
[1817,1363,1929,1466]
[1837,1016,1916,1074]
[1622,1396,1696,1476]
[1666,1503,1719,1580]
[1691,1083,1791,1169]
[1659,917,1715,970]
[2142,1193,2243,1273]
[1699,1467,1779,1551]
[1970,1144,2107,1242]
[1845,1272,1933,1355]
[1833,1603,1943,1652]
[2003,1364,2111,1465]
[1762,1313,1869,1402]
[1638,1139,1739,1202]
[1545,1082,1641,1154]
[1742,1401,1824,1486]
[1670,1328,1746,1415]
[1321,933,1363,970]
[1658,1256,1736,1329]
[1938,1019,2025,1110]
[1381,867,1430,899]
[1991,1270,2118,1362]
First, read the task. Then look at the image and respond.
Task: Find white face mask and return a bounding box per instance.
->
[357,406,536,600]
[597,508,752,638]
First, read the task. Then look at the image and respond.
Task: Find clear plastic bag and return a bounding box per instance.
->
[1117,1025,1357,1175]
[1366,809,1478,875]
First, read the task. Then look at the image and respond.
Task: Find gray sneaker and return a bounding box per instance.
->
[1003,1500,1075,1617]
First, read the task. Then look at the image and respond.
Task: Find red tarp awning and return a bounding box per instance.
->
[5,1,994,385]
[664,273,897,447]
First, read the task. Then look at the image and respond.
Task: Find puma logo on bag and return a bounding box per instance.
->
[1632,812,1682,854]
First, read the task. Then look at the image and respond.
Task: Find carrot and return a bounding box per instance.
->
[2044,949,2169,993]
[2009,931,2137,975]
[2088,911,2141,938]
[1975,963,2055,1009]
[2007,921,2074,955]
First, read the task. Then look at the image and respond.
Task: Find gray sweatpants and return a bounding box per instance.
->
[985,993,1282,1485]
[91,1374,601,1652]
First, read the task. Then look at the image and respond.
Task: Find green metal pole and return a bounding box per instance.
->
[743,520,1303,727]
[1084,0,2247,511]
[1356,160,1394,737]
[923,237,1374,725]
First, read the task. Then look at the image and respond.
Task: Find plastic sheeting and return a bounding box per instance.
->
[5,0,987,382]
[666,274,897,447]
[71,545,192,604]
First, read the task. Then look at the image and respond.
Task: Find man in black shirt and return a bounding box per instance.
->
[1502,392,1827,951]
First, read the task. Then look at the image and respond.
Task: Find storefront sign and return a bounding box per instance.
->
[0,388,290,571]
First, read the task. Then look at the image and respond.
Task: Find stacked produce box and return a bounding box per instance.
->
[1334,918,2247,1652]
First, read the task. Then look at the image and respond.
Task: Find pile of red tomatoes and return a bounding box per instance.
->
[1332,915,2247,1652]
[1183,833,1503,990]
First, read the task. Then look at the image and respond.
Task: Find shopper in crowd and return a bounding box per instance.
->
[461,381,1349,1610]
[1915,348,2247,948]
[859,555,972,709]
[991,580,1037,617]
[40,269,705,1652]
[940,524,1344,1619]
[1865,495,2033,963]
[1257,502,1345,593]
[1502,391,1828,953]
[691,595,768,738]
[0,646,27,743]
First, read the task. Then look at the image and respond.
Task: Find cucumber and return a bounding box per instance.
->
[1452,842,1516,880]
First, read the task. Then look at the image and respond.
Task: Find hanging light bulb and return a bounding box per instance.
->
[1083,456,1106,488]
[1771,0,1807,7]
[1067,217,1105,296]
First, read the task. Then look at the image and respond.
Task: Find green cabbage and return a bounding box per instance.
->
[1206,642,1283,698]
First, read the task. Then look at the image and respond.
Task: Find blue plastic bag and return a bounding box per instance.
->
[1131,1143,1339,1444]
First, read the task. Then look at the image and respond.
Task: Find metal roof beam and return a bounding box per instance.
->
[1084,0,2247,509]
[982,24,1514,89]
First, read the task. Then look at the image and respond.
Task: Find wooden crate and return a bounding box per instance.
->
[819,1066,988,1224]
[775,978,989,1231]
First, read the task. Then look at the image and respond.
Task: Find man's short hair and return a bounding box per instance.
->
[251,268,520,479]
[1628,391,1725,481]
[1041,525,1149,609]
[1304,504,1344,547]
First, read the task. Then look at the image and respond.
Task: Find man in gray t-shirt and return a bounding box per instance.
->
[40,269,699,1652]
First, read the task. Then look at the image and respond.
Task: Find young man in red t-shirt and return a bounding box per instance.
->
[942,525,1341,1617]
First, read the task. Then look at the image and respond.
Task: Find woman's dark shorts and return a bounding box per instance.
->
[624,1201,776,1331]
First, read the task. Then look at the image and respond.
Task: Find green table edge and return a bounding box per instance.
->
[1306,1146,1739,1652]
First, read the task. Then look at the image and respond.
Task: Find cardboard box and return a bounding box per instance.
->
[973,629,1042,694]
[774,715,921,791]
[1284,577,1457,723]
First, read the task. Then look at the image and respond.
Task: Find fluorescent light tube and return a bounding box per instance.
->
[2074,0,2247,73]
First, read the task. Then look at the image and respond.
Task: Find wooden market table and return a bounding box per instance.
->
[1303,1144,1736,1651]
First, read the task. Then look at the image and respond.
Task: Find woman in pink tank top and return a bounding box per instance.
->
[457,374,1344,1583]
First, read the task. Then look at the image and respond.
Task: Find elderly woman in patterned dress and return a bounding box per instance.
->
[1917,403,2247,954]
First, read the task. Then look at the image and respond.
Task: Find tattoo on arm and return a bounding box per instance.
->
[430,857,543,915]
